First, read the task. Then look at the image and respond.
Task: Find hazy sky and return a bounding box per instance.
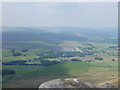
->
[2,2,118,29]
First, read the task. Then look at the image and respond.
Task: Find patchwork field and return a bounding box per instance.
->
[2,41,118,88]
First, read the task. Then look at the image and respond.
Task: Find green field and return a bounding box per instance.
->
[2,41,118,88]
[2,60,118,88]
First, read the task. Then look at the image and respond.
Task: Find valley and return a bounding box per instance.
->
[2,27,118,88]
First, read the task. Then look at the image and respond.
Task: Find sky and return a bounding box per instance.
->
[1,0,119,2]
[2,2,118,29]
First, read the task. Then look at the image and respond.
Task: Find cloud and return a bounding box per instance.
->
[2,2,118,29]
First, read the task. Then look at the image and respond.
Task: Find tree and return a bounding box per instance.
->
[112,59,115,61]
[2,70,15,76]
[12,52,22,56]
[21,49,29,52]
[11,49,15,54]
[40,60,60,66]
[94,57,103,60]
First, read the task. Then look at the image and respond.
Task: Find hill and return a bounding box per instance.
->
[2,26,117,49]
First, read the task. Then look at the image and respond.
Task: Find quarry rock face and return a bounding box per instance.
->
[39,78,115,89]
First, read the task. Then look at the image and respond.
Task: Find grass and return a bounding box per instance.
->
[17,41,55,47]
[2,61,89,78]
[2,59,117,81]
[2,41,118,88]
[25,60,41,64]
[2,49,41,61]
[2,60,118,88]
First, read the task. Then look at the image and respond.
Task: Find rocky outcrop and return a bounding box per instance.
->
[100,83,115,88]
[39,79,65,88]
[39,78,115,89]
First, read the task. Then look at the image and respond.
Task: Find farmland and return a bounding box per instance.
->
[2,27,118,88]
[2,40,118,88]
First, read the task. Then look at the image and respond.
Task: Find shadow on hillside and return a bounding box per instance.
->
[2,62,75,88]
